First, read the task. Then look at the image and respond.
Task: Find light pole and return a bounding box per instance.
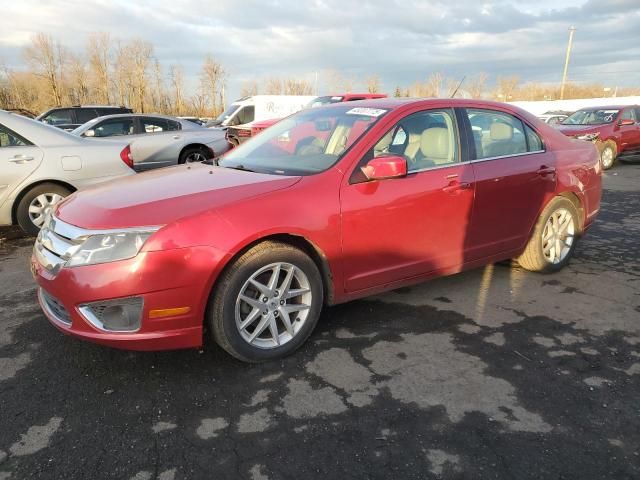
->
[560,26,576,100]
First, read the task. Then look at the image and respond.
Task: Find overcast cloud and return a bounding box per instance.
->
[1,0,639,99]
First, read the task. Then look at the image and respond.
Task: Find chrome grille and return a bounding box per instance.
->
[39,289,71,326]
[33,216,86,275]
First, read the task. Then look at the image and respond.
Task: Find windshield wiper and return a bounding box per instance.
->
[224,164,255,173]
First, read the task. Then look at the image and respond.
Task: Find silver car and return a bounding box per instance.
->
[71,114,230,171]
[0,110,134,235]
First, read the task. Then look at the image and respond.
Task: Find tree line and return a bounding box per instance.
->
[1,32,638,118]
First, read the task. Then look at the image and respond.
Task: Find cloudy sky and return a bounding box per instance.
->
[1,0,639,99]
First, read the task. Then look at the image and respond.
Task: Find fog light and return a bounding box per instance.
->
[79,297,143,332]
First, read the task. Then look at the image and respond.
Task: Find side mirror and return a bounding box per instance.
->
[361,155,407,181]
[84,129,95,137]
[619,118,635,126]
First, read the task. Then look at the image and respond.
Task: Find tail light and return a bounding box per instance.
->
[120,145,134,169]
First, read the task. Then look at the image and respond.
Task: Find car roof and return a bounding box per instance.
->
[579,105,637,111]
[85,113,188,121]
[319,97,528,111]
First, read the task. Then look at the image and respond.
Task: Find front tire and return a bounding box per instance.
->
[16,183,71,236]
[600,141,616,170]
[208,241,324,362]
[516,197,579,273]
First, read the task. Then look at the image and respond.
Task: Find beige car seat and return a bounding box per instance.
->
[417,127,453,166]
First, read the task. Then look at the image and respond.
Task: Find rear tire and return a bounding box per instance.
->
[208,241,324,363]
[16,183,71,236]
[516,197,579,273]
[599,141,616,170]
[178,146,210,164]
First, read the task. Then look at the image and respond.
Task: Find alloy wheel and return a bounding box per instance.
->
[542,208,575,264]
[28,193,64,227]
[601,147,614,169]
[235,262,312,349]
[185,151,207,163]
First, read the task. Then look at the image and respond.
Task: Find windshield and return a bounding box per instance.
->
[306,96,343,108]
[219,105,388,175]
[562,109,620,125]
[207,104,240,126]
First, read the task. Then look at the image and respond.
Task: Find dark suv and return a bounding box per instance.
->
[36,105,133,131]
[557,105,640,169]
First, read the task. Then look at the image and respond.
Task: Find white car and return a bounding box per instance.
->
[537,113,569,125]
[0,110,134,235]
[72,114,230,171]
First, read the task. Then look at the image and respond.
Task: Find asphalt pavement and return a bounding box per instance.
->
[0,163,639,479]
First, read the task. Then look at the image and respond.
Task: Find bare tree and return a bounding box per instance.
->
[324,70,354,93]
[87,32,111,104]
[365,75,381,93]
[127,39,153,112]
[23,33,66,105]
[283,78,313,95]
[200,54,226,115]
[149,59,169,113]
[112,41,132,107]
[240,80,259,97]
[495,75,520,101]
[264,77,283,95]
[68,52,89,104]
[168,65,186,115]
[467,72,488,99]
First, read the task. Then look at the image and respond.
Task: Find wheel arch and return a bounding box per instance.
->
[11,179,76,225]
[179,143,214,162]
[557,191,585,233]
[215,233,335,306]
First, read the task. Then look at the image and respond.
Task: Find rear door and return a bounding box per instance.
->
[0,124,44,207]
[130,117,175,169]
[462,108,556,260]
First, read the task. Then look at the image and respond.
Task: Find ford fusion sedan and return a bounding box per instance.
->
[556,105,640,169]
[32,99,602,363]
[72,114,230,171]
[0,110,134,235]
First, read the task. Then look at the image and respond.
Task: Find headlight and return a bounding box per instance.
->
[575,133,599,141]
[67,229,158,267]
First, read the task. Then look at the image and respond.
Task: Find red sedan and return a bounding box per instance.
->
[32,99,602,362]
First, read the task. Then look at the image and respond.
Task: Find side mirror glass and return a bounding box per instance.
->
[361,155,407,181]
[619,118,635,126]
[84,129,96,137]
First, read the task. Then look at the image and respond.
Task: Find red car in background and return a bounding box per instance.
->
[556,105,640,169]
[32,99,601,362]
[227,93,388,145]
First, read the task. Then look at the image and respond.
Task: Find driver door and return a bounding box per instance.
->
[340,109,475,293]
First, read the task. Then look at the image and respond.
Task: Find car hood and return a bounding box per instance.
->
[555,124,603,136]
[56,163,301,229]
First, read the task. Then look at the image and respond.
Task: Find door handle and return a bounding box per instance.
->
[537,165,556,176]
[9,155,35,163]
[173,135,181,140]
[442,181,472,194]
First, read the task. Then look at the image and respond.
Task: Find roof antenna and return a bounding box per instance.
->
[450,76,466,98]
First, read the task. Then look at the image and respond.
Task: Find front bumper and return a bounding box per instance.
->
[32,245,227,351]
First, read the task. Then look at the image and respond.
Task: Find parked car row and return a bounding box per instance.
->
[29,98,602,363]
[1,109,229,234]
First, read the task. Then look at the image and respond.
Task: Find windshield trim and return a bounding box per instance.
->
[220,107,388,177]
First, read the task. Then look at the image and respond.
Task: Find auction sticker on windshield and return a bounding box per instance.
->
[346,107,387,117]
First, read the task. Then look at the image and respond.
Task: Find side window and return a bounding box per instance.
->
[466,109,527,159]
[366,109,459,174]
[43,109,73,126]
[620,109,637,122]
[92,118,135,137]
[0,124,32,147]
[237,106,255,125]
[525,125,544,151]
[167,120,181,131]
[635,108,640,122]
[75,108,98,124]
[142,118,169,133]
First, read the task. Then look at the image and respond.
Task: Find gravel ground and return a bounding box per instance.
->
[0,163,638,480]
